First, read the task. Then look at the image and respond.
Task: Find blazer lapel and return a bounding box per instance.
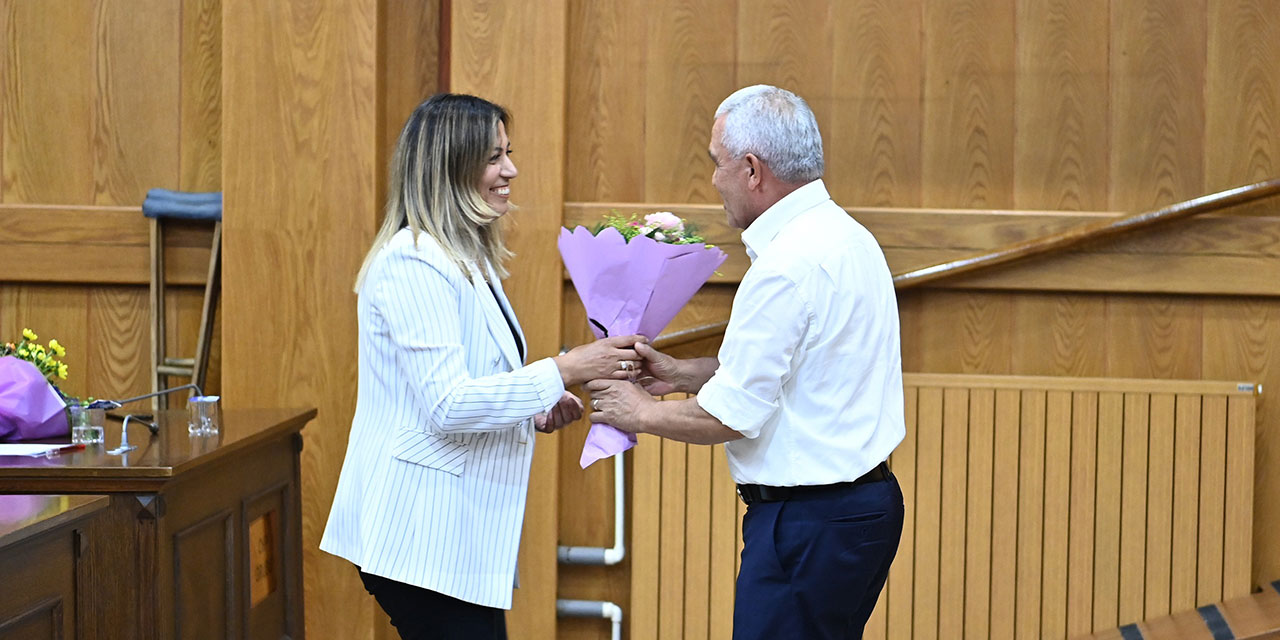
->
[485,263,528,364]
[470,262,522,369]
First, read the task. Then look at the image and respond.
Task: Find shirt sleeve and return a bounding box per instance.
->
[696,264,813,439]
[374,248,565,435]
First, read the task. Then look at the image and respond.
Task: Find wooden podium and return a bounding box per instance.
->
[0,408,316,640]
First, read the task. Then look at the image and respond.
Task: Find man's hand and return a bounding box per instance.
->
[585,379,655,433]
[534,391,584,433]
[635,342,682,396]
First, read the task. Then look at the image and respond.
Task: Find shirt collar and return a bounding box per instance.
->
[740,179,831,261]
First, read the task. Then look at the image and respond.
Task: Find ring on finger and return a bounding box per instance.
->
[620,360,634,372]
[591,398,601,411]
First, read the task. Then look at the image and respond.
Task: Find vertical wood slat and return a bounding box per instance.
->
[684,443,712,640]
[1041,391,1072,639]
[938,387,968,636]
[1094,392,1125,630]
[913,387,944,640]
[1119,392,1151,625]
[1146,393,1176,618]
[708,446,735,640]
[886,386,919,639]
[1197,395,1227,606]
[989,388,1021,640]
[630,433,662,640]
[1223,395,1255,598]
[1067,392,1098,637]
[1171,395,1202,612]
[1016,390,1047,638]
[964,388,995,640]
[659,438,688,639]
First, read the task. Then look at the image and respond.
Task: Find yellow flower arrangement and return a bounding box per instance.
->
[1,328,69,381]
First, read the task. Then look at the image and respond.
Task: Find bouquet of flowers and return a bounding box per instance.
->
[560,211,728,468]
[0,328,71,442]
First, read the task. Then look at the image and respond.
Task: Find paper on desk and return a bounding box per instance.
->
[0,443,73,457]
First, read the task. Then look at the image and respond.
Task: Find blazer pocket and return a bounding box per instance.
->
[391,428,470,476]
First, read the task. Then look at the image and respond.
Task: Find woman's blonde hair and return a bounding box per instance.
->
[355,93,514,291]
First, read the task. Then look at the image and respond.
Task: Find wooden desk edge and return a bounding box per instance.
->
[0,495,110,550]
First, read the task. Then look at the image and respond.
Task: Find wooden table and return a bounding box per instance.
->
[0,495,110,639]
[0,408,316,640]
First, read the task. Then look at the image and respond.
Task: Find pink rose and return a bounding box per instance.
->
[643,211,684,232]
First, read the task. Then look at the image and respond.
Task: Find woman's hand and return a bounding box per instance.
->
[534,391,584,433]
[554,335,646,387]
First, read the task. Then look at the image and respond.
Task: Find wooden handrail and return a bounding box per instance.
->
[893,178,1280,289]
[651,178,1280,350]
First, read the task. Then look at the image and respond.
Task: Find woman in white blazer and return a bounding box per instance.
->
[320,94,644,640]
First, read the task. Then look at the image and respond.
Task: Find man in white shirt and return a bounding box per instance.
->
[586,85,905,639]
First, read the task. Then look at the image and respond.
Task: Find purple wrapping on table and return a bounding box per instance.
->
[559,226,728,468]
[0,356,69,442]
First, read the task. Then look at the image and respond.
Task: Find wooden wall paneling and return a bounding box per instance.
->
[0,285,91,401]
[565,0,647,202]
[1,1,95,205]
[989,388,1020,640]
[912,386,942,640]
[1013,0,1109,211]
[886,385,918,639]
[91,0,180,206]
[659,439,688,639]
[630,433,662,640]
[451,0,566,635]
[643,0,736,203]
[964,388,995,640]
[1203,298,1277,587]
[179,0,221,192]
[1145,393,1176,618]
[828,0,922,207]
[1171,394,1202,612]
[734,0,833,158]
[1205,0,1280,192]
[1196,394,1227,606]
[1105,296,1203,379]
[1223,394,1255,597]
[707,445,735,640]
[683,443,712,640]
[1015,389,1046,638]
[1011,294,1108,376]
[938,387,968,636]
[1093,391,1124,631]
[1109,0,1206,211]
[221,2,379,639]
[86,286,149,402]
[1118,392,1151,625]
[912,291,1013,374]
[380,0,439,204]
[1067,391,1098,637]
[920,0,1015,209]
[1040,390,1072,639]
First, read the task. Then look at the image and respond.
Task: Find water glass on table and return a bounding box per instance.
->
[69,404,106,445]
[188,395,222,436]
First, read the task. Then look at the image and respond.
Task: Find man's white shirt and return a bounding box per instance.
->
[697,179,906,487]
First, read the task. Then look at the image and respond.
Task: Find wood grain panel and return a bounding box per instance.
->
[1041,390,1071,639]
[1105,297,1202,379]
[1013,0,1108,211]
[1145,393,1176,618]
[938,387,968,636]
[1,1,94,204]
[1109,0,1206,211]
[180,0,221,192]
[1015,389,1046,638]
[735,0,833,154]
[643,0,736,203]
[1223,395,1255,598]
[221,2,379,639]
[630,434,662,640]
[683,443,711,640]
[964,388,994,640]
[91,0,180,206]
[1011,294,1108,376]
[380,0,439,203]
[565,0,647,202]
[912,386,942,640]
[989,388,1020,640]
[86,286,150,402]
[921,0,1015,209]
[707,446,735,640]
[659,439,687,639]
[886,386,918,639]
[1118,392,1150,625]
[828,0,921,207]
[1093,391,1124,630]
[1196,394,1227,606]
[0,285,89,400]
[915,291,1012,374]
[1205,0,1280,191]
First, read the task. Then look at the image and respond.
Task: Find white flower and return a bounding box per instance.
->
[653,232,666,242]
[644,211,684,232]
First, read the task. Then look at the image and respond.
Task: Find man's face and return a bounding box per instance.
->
[709,117,755,230]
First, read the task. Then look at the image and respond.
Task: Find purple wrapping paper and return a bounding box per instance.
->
[559,226,728,468]
[0,356,69,442]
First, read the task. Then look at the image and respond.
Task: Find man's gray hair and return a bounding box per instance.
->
[714,85,823,183]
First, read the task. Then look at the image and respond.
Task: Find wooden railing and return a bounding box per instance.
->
[650,178,1280,351]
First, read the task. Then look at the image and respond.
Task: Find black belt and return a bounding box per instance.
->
[737,462,890,506]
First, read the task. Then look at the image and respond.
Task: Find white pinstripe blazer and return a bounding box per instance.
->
[320,228,564,609]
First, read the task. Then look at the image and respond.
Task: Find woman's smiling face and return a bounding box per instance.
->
[480,120,517,215]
